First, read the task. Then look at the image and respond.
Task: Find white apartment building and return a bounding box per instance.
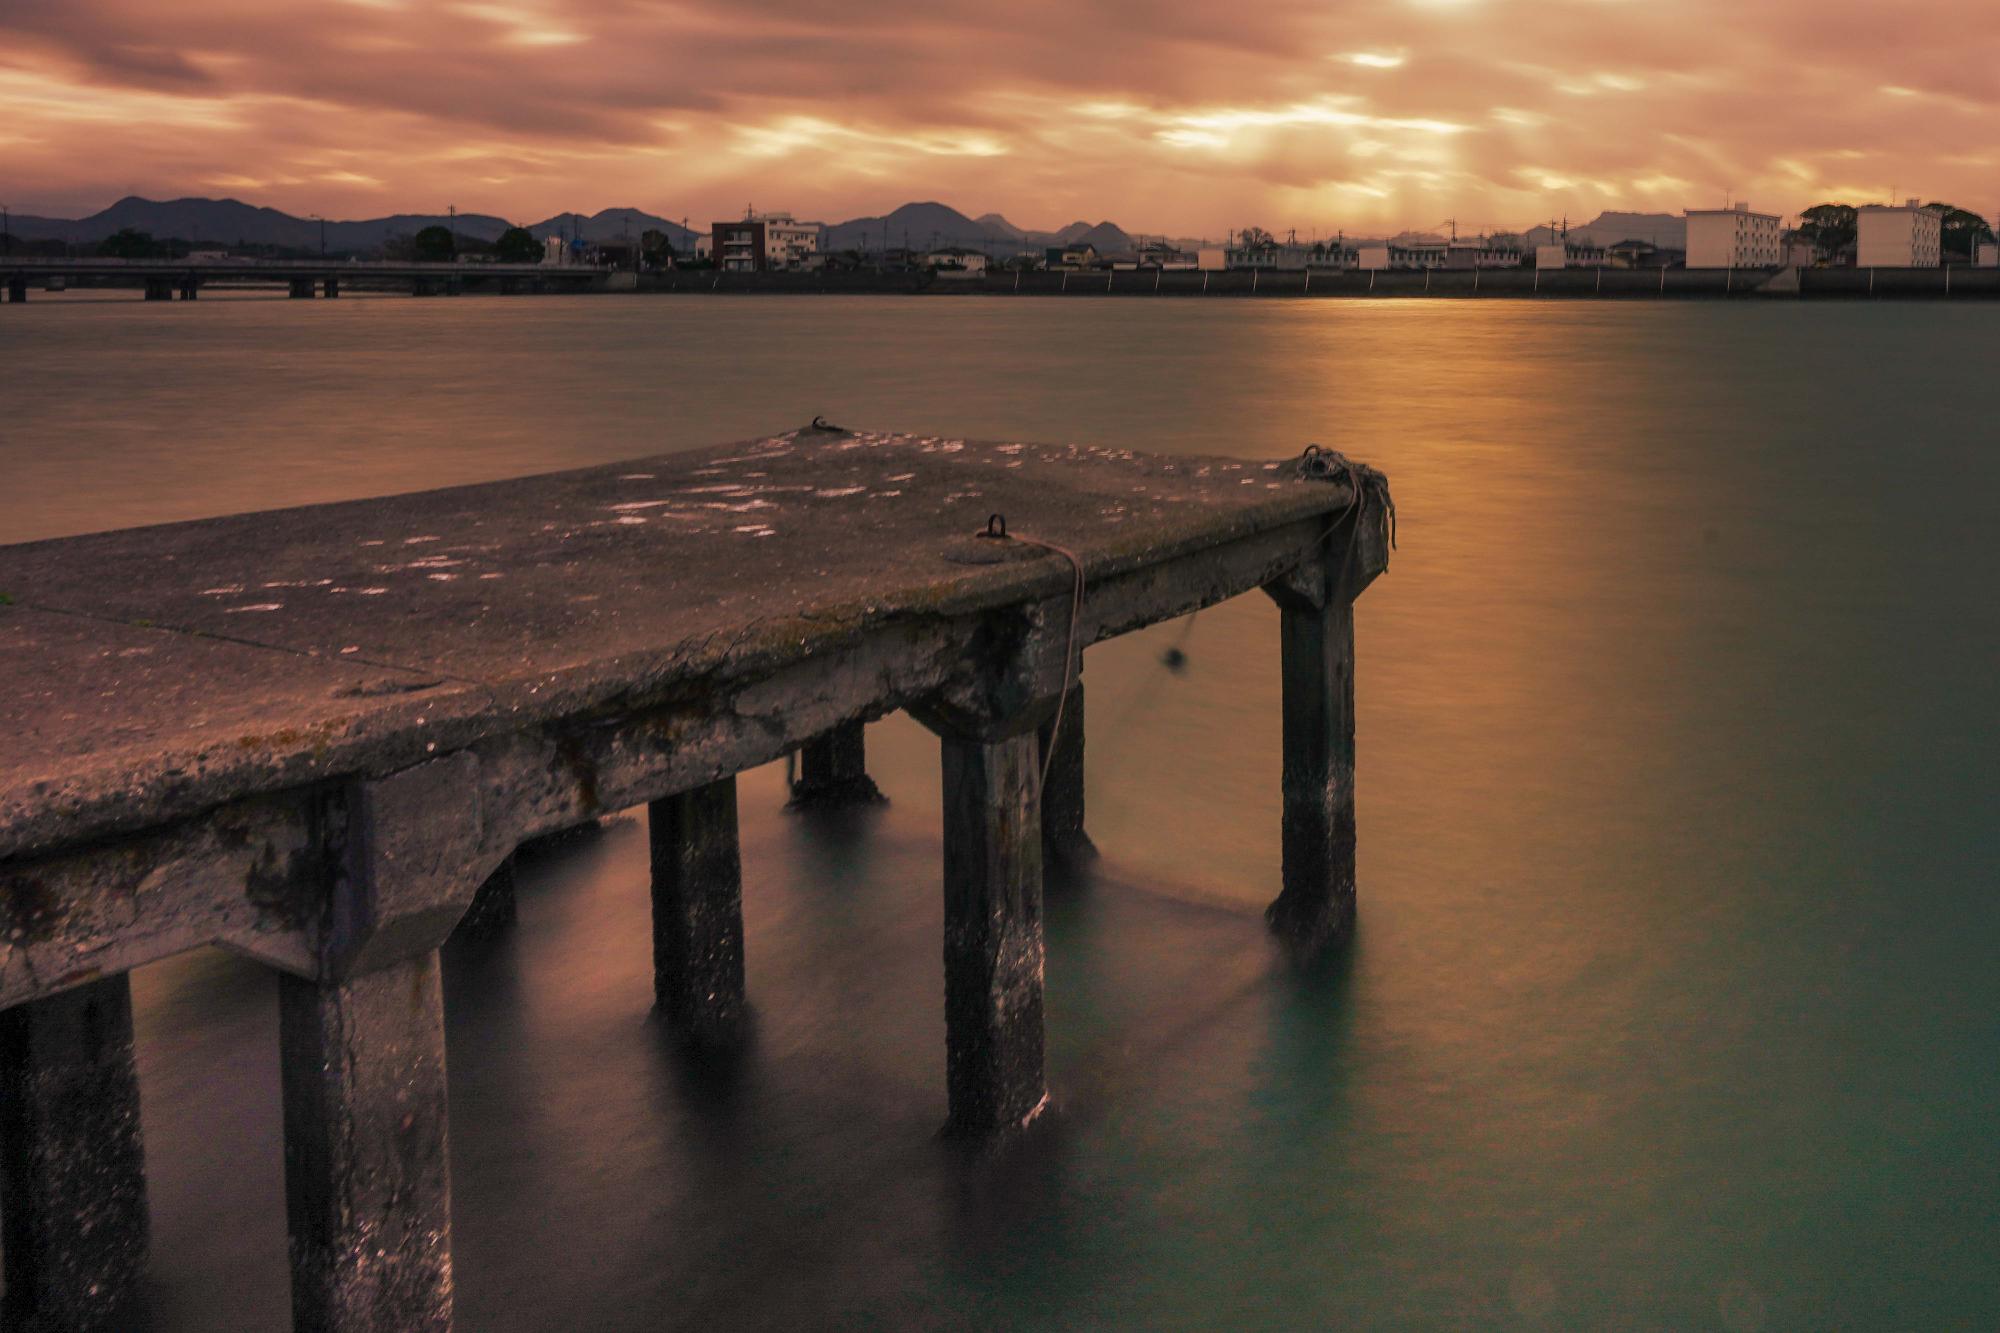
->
[1684,205,1782,268]
[758,213,822,268]
[1856,201,1941,268]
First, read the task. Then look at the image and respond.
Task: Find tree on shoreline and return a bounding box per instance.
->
[494,226,540,263]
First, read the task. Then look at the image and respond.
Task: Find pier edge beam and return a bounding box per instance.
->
[648,777,749,1046]
[0,974,151,1332]
[788,719,886,809]
[278,954,454,1333]
[1037,675,1096,869]
[912,678,1058,1138]
[1260,489,1390,960]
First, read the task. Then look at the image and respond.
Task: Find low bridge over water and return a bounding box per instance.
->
[1,259,610,302]
[0,426,1390,1329]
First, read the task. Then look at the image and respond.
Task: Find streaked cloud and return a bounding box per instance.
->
[2,0,1997,234]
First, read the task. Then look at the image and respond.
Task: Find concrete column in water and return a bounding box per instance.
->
[649,777,748,1045]
[914,639,1061,1136]
[143,277,171,301]
[323,278,339,298]
[1037,675,1095,867]
[5,275,27,303]
[933,728,1048,1135]
[288,278,315,299]
[276,753,489,1331]
[278,955,452,1332]
[1260,475,1390,958]
[0,975,151,1332]
[789,719,885,808]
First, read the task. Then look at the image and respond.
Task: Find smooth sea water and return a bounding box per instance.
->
[2,293,1996,1329]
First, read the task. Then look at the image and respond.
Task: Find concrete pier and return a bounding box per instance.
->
[4,275,25,303]
[323,278,339,299]
[0,976,150,1331]
[288,278,315,299]
[0,425,1389,1326]
[142,276,171,301]
[789,719,886,808]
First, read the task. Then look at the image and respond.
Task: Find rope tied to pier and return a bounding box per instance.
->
[976,513,1086,792]
[1296,443,1396,581]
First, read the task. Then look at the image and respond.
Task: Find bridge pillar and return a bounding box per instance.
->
[323,278,339,299]
[789,720,885,809]
[648,777,749,1046]
[412,278,436,297]
[288,278,314,299]
[178,279,198,300]
[5,275,26,303]
[445,276,464,296]
[143,277,172,301]
[0,975,151,1331]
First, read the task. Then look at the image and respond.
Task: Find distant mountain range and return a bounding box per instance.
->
[2,195,1139,257]
[819,202,1134,255]
[1,195,1690,257]
[1524,212,1687,250]
[2,197,701,252]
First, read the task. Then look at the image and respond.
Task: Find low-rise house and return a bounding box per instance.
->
[1044,243,1100,270]
[925,248,988,276]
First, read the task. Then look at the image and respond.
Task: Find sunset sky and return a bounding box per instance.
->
[2,0,1993,235]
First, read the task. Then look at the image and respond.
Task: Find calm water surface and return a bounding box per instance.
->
[3,294,1996,1329]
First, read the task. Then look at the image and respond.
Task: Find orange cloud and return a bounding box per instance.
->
[3,0,1997,233]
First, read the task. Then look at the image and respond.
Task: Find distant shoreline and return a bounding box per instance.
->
[636,266,2000,300]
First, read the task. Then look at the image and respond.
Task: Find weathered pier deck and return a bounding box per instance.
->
[0,424,1390,1330]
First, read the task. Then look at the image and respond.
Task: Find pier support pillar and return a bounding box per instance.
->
[933,729,1048,1135]
[789,719,885,809]
[288,278,314,299]
[143,277,171,301]
[1268,594,1359,953]
[649,777,748,1045]
[323,278,339,299]
[272,753,487,1332]
[0,976,151,1332]
[1260,470,1391,959]
[278,954,453,1333]
[1037,676,1095,868]
[5,275,26,303]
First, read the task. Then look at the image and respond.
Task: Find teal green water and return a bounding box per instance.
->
[3,294,1996,1329]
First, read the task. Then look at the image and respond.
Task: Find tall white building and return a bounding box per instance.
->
[1684,205,1782,268]
[1856,201,1941,268]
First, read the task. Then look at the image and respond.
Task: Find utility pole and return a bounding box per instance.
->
[448,204,456,258]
